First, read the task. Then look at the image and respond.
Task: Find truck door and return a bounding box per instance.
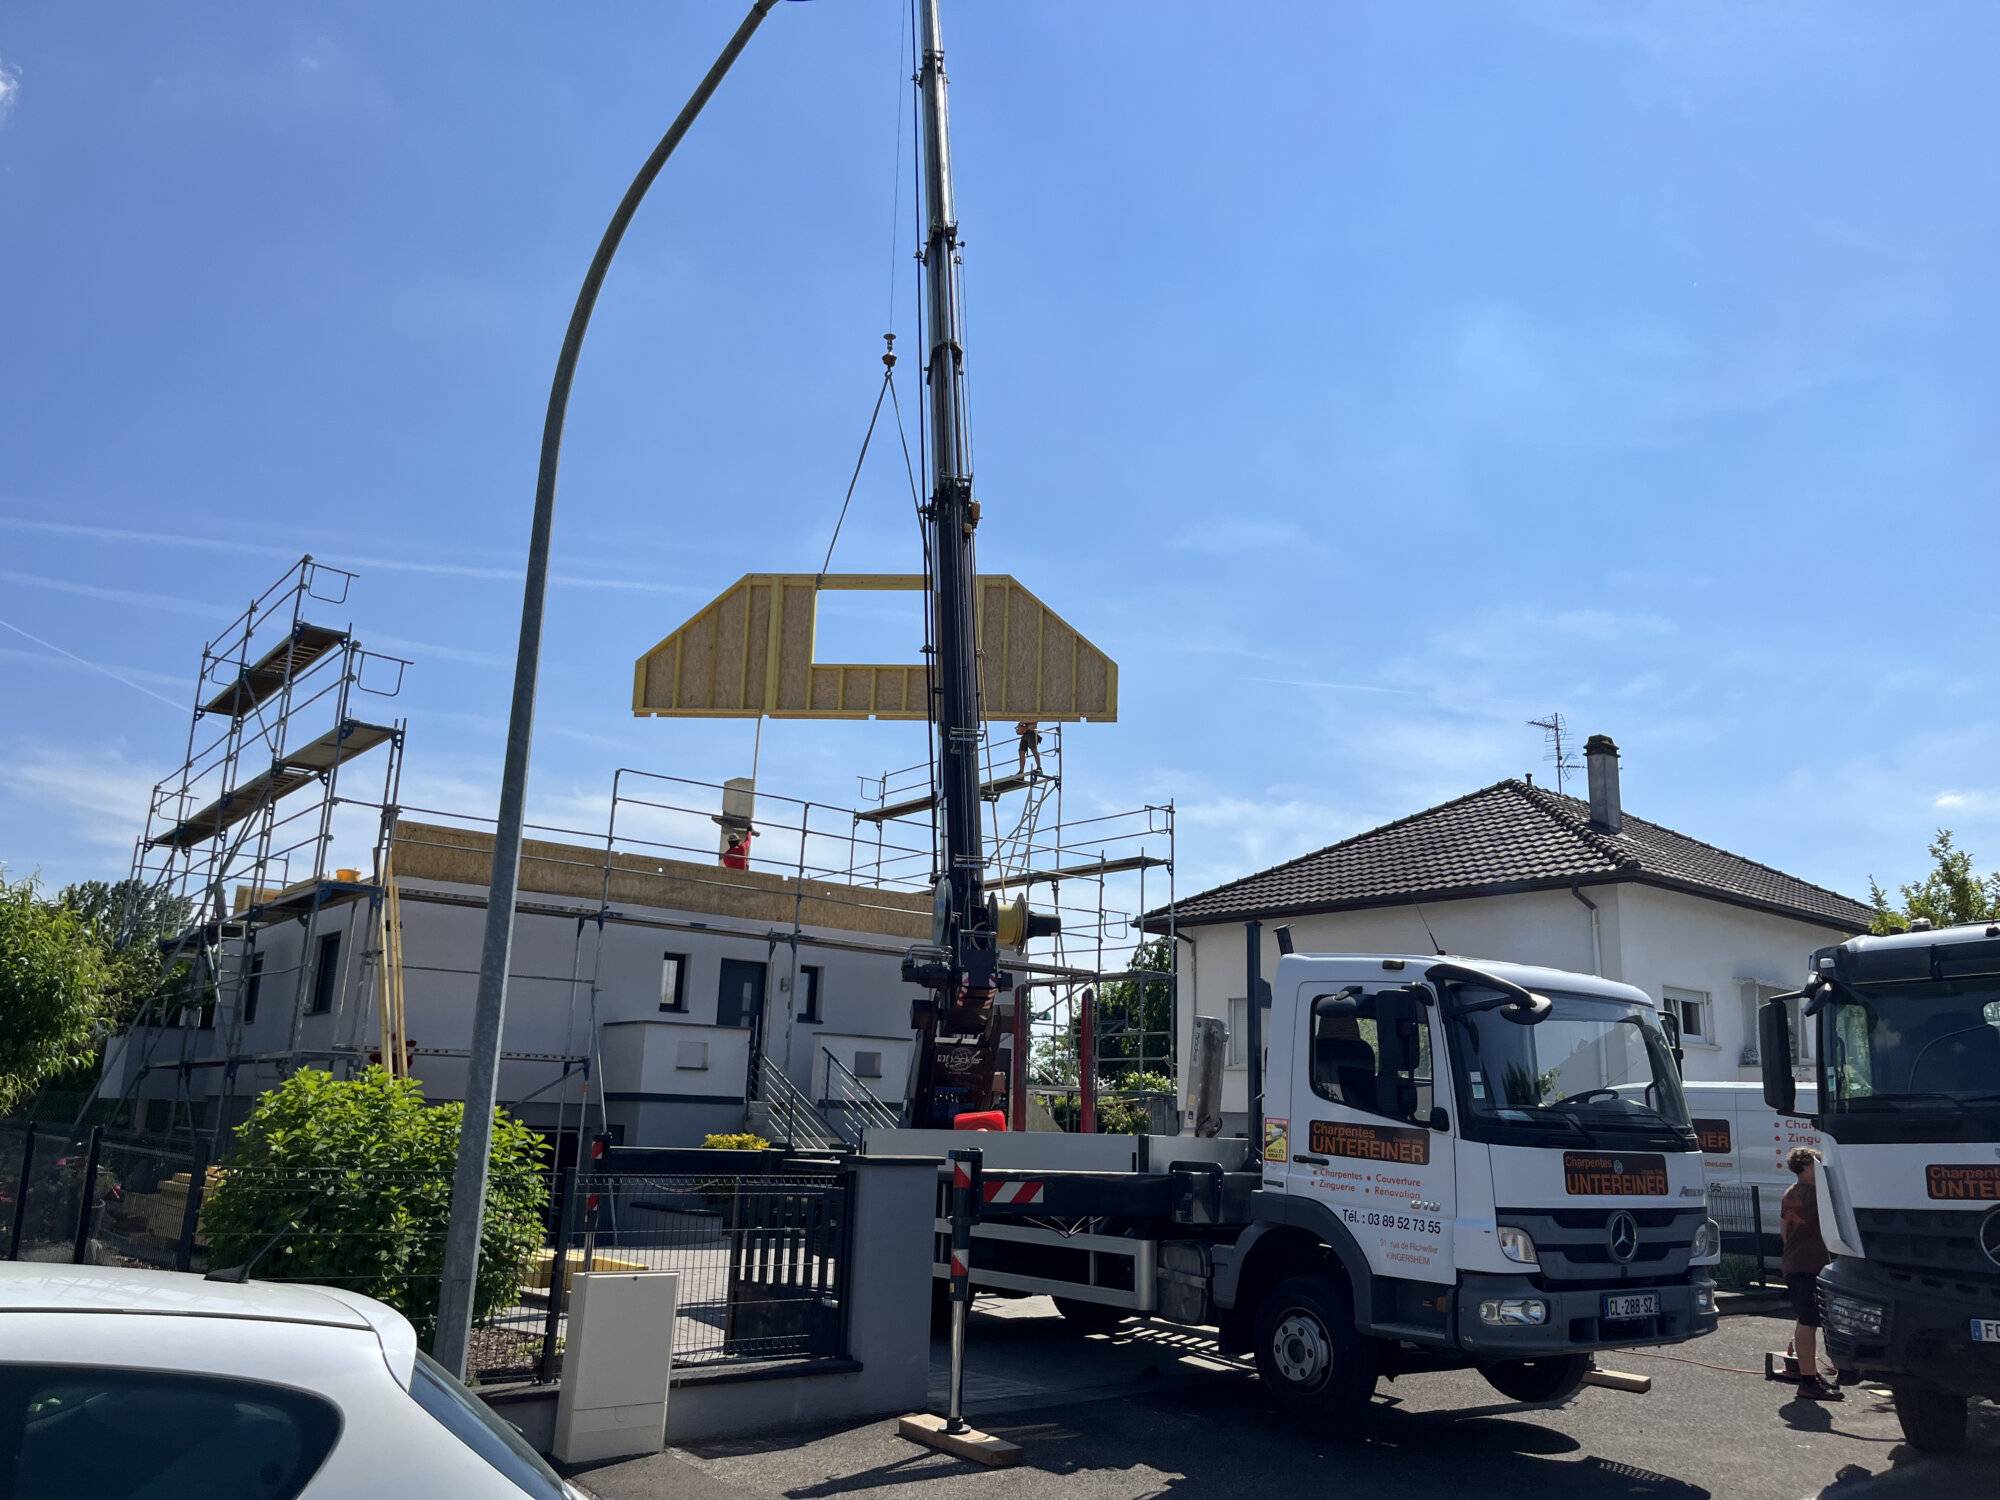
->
[1286,979,1455,1286]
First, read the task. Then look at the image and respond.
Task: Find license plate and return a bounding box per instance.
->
[1973,1319,2000,1342]
[1603,1292,1659,1320]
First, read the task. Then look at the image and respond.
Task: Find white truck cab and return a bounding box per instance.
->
[1759,920,2000,1453]
[873,951,1721,1417]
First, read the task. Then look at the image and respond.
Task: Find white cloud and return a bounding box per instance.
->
[0,58,19,123]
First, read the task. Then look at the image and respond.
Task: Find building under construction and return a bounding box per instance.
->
[99,559,1179,1151]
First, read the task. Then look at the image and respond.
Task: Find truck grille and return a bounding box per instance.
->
[1853,1208,2000,1305]
[1497,1207,1704,1284]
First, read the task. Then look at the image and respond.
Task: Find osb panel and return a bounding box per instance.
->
[634,573,1116,722]
[390,820,929,940]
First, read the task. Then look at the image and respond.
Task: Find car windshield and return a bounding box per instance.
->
[1821,978,2000,1107]
[408,1349,570,1500]
[1450,988,1690,1129]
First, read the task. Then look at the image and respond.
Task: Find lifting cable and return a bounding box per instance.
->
[813,338,900,585]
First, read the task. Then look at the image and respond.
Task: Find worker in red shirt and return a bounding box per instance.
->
[721,827,754,871]
[1781,1145,1841,1401]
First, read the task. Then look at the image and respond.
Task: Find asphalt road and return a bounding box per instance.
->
[577,1297,1999,1500]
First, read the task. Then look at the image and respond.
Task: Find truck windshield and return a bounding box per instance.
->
[1449,989,1690,1136]
[1820,978,2000,1108]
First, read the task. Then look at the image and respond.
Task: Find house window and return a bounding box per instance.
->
[242,953,265,1026]
[854,1050,883,1080]
[1740,980,1809,1066]
[1226,997,1257,1066]
[309,933,341,1015]
[1662,986,1710,1043]
[659,952,688,1013]
[799,965,823,1024]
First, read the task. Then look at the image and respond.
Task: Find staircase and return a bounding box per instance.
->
[751,1057,840,1152]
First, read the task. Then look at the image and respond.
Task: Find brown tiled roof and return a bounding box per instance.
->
[1153,779,1871,933]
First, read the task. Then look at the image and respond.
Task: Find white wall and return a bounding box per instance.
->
[116,876,925,1145]
[1611,884,1848,1082]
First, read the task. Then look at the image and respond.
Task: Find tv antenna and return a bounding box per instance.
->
[1528,712,1579,796]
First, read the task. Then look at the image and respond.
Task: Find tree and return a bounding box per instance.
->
[203,1068,549,1342]
[1868,830,2000,935]
[59,878,195,1030]
[1031,938,1176,1088]
[0,873,114,1115]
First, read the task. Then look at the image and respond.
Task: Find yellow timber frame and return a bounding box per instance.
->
[631,573,1118,722]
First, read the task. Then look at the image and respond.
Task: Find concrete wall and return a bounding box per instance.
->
[485,1157,937,1451]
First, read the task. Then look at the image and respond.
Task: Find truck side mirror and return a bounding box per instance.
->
[1759,999,1797,1113]
[1373,988,1424,1075]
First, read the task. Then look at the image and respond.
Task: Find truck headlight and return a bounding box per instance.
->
[1478,1298,1548,1326]
[1497,1226,1538,1265]
[1691,1217,1721,1262]
[1823,1293,1886,1341]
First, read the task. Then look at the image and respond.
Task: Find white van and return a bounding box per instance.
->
[1680,1080,1824,1236]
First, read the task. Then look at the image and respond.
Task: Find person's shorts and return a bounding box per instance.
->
[1786,1271,1822,1327]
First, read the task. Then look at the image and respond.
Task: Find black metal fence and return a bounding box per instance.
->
[1707,1182,1778,1286]
[0,1127,854,1384]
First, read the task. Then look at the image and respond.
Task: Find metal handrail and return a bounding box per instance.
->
[760,1056,838,1151]
[820,1048,901,1131]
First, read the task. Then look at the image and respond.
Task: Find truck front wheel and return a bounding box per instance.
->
[1252,1275,1378,1418]
[1891,1383,1967,1454]
[1481,1354,1592,1405]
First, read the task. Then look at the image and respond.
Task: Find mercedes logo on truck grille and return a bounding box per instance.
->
[1980,1208,2000,1271]
[1607,1211,1640,1264]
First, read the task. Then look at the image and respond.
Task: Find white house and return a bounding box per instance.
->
[102,819,932,1154]
[1151,736,1870,1130]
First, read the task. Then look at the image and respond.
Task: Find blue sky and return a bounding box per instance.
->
[2,2,1997,914]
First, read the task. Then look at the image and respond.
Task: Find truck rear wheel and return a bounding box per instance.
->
[1481,1354,1592,1405]
[1252,1275,1377,1418]
[1052,1297,1128,1332]
[1891,1383,1967,1454]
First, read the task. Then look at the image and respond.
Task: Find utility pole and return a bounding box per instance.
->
[902,0,1005,1126]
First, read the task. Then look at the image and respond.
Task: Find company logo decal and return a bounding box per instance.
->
[1607,1210,1640,1263]
[1563,1152,1669,1196]
[1692,1118,1732,1155]
[1927,1163,2000,1201]
[1308,1118,1431,1166]
[1980,1209,2000,1271]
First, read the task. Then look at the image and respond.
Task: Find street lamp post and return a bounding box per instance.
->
[432,0,782,1378]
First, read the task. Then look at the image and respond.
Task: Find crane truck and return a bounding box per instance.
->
[870,951,1721,1415]
[1759,918,2000,1453]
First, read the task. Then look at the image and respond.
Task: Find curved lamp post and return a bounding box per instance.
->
[434,0,783,1377]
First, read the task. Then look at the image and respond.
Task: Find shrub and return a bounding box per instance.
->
[203,1067,548,1342]
[702,1132,770,1151]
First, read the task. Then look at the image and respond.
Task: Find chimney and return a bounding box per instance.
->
[1585,734,1622,833]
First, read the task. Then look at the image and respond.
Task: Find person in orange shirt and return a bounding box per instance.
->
[1781,1146,1841,1401]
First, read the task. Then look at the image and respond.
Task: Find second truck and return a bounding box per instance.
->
[1760,918,2000,1452]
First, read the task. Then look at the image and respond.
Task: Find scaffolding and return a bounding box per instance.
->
[853,723,1179,1130]
[97,557,410,1142]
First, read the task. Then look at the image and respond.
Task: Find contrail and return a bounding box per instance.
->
[0,615,186,709]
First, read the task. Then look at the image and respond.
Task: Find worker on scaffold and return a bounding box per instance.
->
[721,826,755,871]
[1015,720,1044,779]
